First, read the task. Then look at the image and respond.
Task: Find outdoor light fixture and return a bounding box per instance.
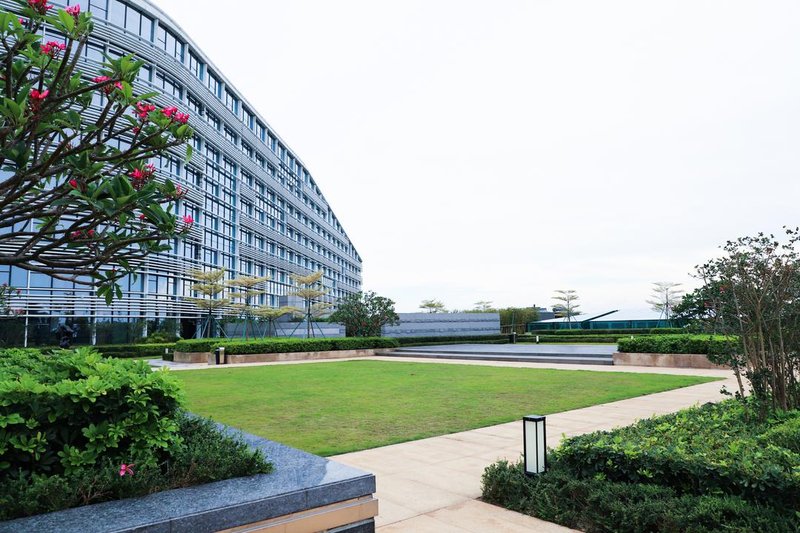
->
[523,415,547,475]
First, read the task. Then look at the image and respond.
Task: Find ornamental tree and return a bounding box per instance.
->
[552,290,581,327]
[329,291,399,337]
[186,268,229,338]
[646,281,684,321]
[226,274,269,340]
[288,271,329,338]
[0,2,194,302]
[419,299,445,313]
[694,228,800,413]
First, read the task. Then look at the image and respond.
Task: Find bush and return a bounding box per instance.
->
[482,460,797,533]
[617,334,737,355]
[518,335,622,343]
[174,336,399,354]
[526,328,686,336]
[0,414,271,520]
[553,401,800,507]
[0,347,184,478]
[93,343,175,358]
[395,335,509,346]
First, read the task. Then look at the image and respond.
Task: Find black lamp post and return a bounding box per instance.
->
[523,414,546,475]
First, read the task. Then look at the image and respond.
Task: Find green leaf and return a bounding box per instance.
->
[57,9,75,33]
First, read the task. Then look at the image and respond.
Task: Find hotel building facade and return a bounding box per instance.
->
[0,0,363,345]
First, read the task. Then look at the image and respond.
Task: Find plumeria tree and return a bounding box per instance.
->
[0,1,194,302]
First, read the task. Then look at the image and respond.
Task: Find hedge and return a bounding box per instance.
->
[526,328,686,336]
[617,334,738,355]
[518,335,623,344]
[0,347,184,479]
[395,335,509,346]
[554,401,800,507]
[481,400,800,531]
[482,460,797,533]
[175,336,399,354]
[93,343,175,358]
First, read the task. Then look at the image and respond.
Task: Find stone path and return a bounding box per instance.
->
[331,358,735,532]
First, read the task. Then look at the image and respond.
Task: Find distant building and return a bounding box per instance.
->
[527,309,682,331]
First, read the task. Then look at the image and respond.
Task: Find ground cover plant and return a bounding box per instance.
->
[481,399,799,532]
[0,348,271,520]
[174,360,719,456]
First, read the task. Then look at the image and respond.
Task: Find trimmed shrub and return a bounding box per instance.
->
[174,336,398,354]
[518,335,622,343]
[93,343,175,359]
[0,414,271,520]
[526,328,686,336]
[553,401,800,507]
[482,460,797,533]
[0,347,184,478]
[617,334,737,355]
[395,335,508,346]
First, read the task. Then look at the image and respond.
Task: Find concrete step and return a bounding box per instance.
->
[376,350,614,365]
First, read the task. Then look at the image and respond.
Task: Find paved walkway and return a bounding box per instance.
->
[331,358,736,532]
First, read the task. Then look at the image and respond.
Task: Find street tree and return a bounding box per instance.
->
[289,271,329,338]
[329,291,400,337]
[186,268,229,338]
[419,299,446,313]
[0,4,194,302]
[227,275,270,340]
[646,281,684,321]
[552,290,581,327]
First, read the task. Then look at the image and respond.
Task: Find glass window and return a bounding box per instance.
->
[108,0,124,27]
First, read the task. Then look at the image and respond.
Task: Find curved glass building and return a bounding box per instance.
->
[0,0,362,345]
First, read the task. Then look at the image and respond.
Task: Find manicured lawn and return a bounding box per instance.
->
[174,360,720,456]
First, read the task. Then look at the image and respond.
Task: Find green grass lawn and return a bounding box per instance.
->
[174,360,720,456]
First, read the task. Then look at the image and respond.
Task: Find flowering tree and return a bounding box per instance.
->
[329,291,399,337]
[695,228,800,413]
[0,2,194,302]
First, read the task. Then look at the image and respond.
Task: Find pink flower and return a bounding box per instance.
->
[161,106,178,119]
[65,4,80,17]
[174,112,189,124]
[29,88,48,111]
[40,41,66,58]
[128,163,156,190]
[92,75,109,83]
[119,463,135,477]
[18,17,26,25]
[132,126,140,134]
[138,213,146,221]
[182,215,194,225]
[69,230,82,240]
[87,229,95,237]
[92,76,119,95]
[134,102,156,120]
[27,0,53,15]
[68,178,78,189]
[29,88,48,101]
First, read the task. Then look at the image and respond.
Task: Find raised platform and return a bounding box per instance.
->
[174,348,383,365]
[0,425,377,533]
[613,352,729,369]
[379,344,616,365]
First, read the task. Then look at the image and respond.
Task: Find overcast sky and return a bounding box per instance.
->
[158,0,800,313]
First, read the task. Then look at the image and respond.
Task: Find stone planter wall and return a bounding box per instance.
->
[613,352,729,370]
[0,425,377,533]
[174,348,390,365]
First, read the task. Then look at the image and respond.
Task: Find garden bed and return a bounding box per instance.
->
[482,399,800,532]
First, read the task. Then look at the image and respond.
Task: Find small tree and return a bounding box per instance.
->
[226,275,269,340]
[694,229,800,414]
[646,282,684,322]
[289,271,329,338]
[419,299,446,313]
[0,4,194,302]
[252,305,297,337]
[0,283,22,317]
[552,290,581,327]
[330,291,400,337]
[473,300,494,312]
[186,268,229,338]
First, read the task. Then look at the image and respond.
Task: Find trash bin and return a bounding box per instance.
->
[213,347,226,365]
[509,332,517,344]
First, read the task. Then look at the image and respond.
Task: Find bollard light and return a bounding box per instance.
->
[523,415,546,475]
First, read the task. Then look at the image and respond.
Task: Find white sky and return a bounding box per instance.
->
[157,0,800,313]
